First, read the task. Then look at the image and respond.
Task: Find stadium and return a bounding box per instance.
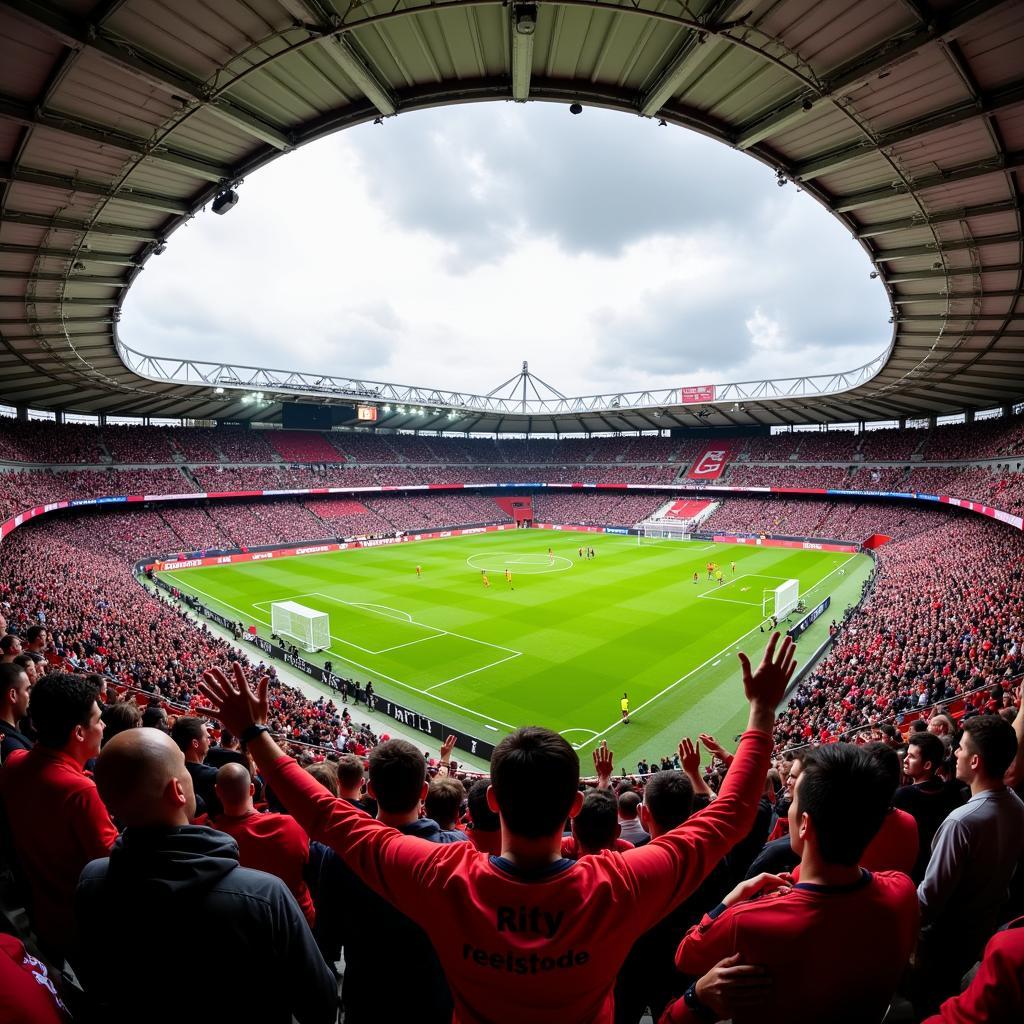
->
[1,1,1023,1022]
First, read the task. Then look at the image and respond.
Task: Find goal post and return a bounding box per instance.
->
[637,521,691,544]
[762,579,800,620]
[271,600,330,653]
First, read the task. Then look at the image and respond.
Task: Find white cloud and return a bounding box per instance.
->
[121,103,890,397]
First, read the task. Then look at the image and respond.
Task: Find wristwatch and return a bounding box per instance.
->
[682,982,716,1022]
[240,723,272,749]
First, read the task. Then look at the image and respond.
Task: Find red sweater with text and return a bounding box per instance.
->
[0,746,118,953]
[922,916,1024,1024]
[665,870,919,1024]
[212,809,315,926]
[262,728,772,1023]
[0,935,68,1024]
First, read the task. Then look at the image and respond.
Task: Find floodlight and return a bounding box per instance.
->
[214,386,225,394]
[212,189,239,215]
[383,405,391,413]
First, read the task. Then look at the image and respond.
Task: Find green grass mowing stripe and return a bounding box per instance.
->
[159,570,521,732]
[158,532,868,765]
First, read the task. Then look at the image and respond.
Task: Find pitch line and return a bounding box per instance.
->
[424,651,522,692]
[571,553,861,754]
[160,573,518,733]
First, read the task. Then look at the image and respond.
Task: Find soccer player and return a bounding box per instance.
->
[693,571,699,585]
[415,565,422,578]
[706,562,714,580]
[715,570,724,586]
[731,560,736,574]
[621,693,630,725]
[481,571,490,590]
[505,569,514,590]
[548,547,554,564]
[579,546,584,558]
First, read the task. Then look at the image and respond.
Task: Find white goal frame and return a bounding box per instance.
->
[637,521,692,544]
[271,600,330,653]
[762,579,800,620]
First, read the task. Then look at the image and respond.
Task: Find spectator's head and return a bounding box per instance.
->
[571,790,620,854]
[12,654,38,685]
[467,777,500,835]
[218,729,240,751]
[489,727,582,839]
[23,625,47,652]
[0,662,32,724]
[617,790,641,821]
[95,727,196,827]
[909,719,928,734]
[425,777,465,831]
[639,770,694,839]
[367,738,427,819]
[141,705,168,732]
[862,742,901,805]
[928,713,954,739]
[0,633,23,662]
[215,762,255,816]
[904,732,945,782]
[955,715,1017,788]
[306,761,340,797]
[789,744,892,867]
[335,753,365,799]
[101,702,142,746]
[170,716,211,764]
[784,756,804,799]
[29,673,103,762]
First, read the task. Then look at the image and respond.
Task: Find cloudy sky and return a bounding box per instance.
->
[121,102,890,399]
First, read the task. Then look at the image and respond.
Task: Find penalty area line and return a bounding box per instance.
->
[159,573,518,734]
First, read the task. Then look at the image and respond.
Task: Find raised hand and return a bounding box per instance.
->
[698,732,730,761]
[593,740,614,788]
[199,662,269,738]
[737,632,797,713]
[679,737,702,776]
[440,734,457,762]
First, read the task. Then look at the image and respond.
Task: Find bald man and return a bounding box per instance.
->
[212,761,316,926]
[74,729,336,1024]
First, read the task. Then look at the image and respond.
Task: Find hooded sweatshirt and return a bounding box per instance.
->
[74,825,336,1024]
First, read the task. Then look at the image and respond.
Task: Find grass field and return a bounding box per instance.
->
[157,530,873,769]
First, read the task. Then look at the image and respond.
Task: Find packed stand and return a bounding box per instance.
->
[364,494,510,532]
[775,514,1024,749]
[532,492,664,526]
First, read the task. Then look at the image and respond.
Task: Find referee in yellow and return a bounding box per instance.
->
[620,692,630,724]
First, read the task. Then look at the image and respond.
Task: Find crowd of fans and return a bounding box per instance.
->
[4,414,1024,469]
[2,416,1024,1021]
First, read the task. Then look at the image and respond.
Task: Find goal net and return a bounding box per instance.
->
[271,600,330,653]
[762,579,800,620]
[637,521,691,544]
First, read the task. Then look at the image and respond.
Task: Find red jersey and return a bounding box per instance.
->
[668,870,919,1024]
[0,934,68,1024]
[212,810,315,926]
[261,728,773,1023]
[0,746,118,954]
[923,915,1024,1023]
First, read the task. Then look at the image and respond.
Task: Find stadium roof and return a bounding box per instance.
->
[1,0,1022,433]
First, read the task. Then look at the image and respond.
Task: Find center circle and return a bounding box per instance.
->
[466,552,574,574]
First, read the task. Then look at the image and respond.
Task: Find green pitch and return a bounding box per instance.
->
[157,530,872,770]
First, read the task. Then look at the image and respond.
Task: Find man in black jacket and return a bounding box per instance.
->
[74,728,336,1024]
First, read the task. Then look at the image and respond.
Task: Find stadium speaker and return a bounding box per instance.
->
[212,189,239,215]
